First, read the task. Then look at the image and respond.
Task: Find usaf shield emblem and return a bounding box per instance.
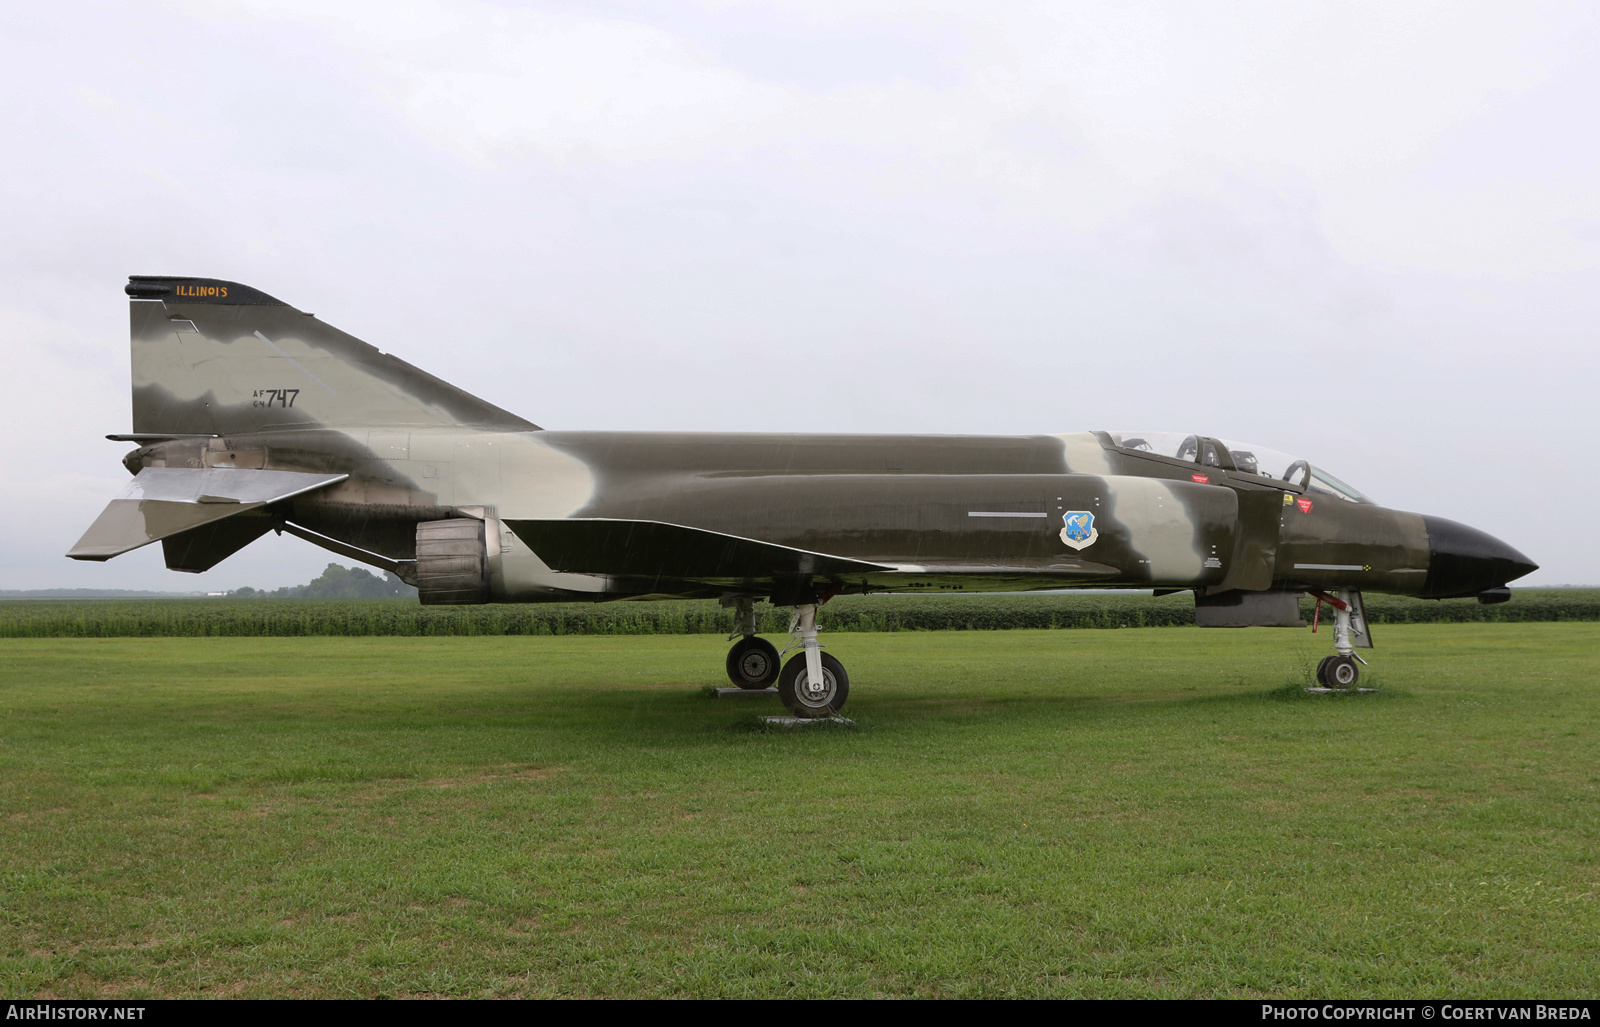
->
[1060,511,1098,551]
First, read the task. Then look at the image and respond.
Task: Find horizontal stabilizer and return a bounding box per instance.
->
[505,518,894,581]
[67,467,347,561]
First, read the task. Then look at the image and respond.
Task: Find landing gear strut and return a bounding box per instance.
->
[776,603,849,718]
[1312,589,1370,689]
[724,598,779,689]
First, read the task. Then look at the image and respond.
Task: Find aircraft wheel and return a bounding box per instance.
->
[726,636,781,689]
[1315,656,1335,687]
[1327,655,1360,688]
[778,652,850,718]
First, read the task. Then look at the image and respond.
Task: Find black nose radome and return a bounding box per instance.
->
[1421,516,1538,599]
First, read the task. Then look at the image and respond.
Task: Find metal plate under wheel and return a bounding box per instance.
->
[714,687,778,697]
[760,715,855,727]
[1305,687,1380,694]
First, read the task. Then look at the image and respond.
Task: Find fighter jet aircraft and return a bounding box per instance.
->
[70,277,1538,716]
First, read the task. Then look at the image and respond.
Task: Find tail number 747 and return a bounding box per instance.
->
[252,388,300,408]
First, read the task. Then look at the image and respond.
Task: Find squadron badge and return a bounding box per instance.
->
[1060,511,1098,551]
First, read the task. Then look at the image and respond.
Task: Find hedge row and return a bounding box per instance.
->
[1,590,1594,638]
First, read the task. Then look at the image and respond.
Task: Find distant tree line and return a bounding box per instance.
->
[228,563,417,599]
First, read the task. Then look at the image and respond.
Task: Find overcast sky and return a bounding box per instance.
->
[2,0,1596,590]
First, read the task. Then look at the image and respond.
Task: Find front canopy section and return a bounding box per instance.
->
[1106,431,1373,504]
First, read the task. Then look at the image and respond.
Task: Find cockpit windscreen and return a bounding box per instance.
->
[1107,431,1373,504]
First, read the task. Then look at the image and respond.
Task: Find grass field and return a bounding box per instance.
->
[2,624,1597,998]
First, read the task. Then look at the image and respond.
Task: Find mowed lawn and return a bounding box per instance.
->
[1,625,1596,998]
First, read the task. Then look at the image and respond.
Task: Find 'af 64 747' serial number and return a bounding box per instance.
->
[253,389,300,408]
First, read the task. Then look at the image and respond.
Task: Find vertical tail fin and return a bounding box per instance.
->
[125,276,537,435]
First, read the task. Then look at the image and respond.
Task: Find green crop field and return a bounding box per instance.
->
[2,624,1597,998]
[2,589,1597,638]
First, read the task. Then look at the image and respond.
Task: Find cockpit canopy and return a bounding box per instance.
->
[1107,431,1373,504]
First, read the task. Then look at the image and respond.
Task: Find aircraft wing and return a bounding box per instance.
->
[504,518,896,581]
[67,467,348,561]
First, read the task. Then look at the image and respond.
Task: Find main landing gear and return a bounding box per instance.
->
[724,598,780,689]
[1311,589,1371,690]
[721,598,850,718]
[776,603,849,719]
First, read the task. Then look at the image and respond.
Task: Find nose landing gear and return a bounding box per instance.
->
[1310,589,1372,690]
[1316,653,1361,688]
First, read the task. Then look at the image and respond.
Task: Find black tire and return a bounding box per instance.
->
[1327,655,1360,688]
[1315,655,1335,687]
[777,652,850,718]
[726,636,781,689]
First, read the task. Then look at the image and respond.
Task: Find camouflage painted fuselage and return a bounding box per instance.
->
[78,278,1535,606]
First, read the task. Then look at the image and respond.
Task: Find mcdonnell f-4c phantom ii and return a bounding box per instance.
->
[70,277,1538,716]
